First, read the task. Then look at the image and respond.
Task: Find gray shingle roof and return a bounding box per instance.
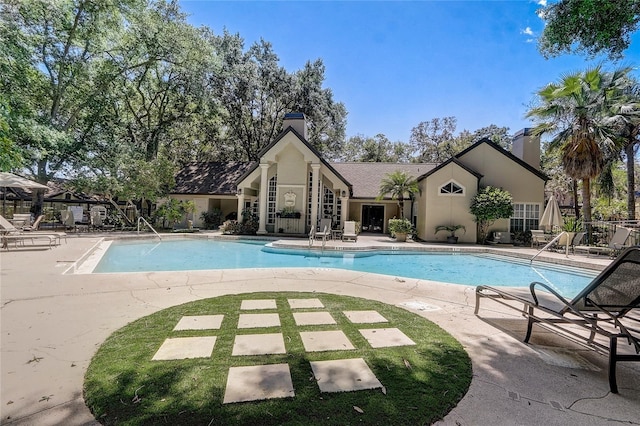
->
[172,162,255,195]
[329,163,435,199]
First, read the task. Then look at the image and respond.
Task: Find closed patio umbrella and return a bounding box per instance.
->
[539,195,563,233]
[0,172,48,216]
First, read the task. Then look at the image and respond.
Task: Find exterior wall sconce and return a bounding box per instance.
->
[236,188,242,195]
[341,190,346,197]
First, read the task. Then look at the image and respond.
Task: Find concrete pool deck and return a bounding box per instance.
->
[1,233,639,425]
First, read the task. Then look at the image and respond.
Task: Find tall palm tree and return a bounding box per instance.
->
[376,170,420,219]
[526,66,632,225]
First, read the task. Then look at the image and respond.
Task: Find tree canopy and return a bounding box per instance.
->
[538,0,640,60]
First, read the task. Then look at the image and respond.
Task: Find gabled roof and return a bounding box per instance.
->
[236,126,352,190]
[172,161,255,195]
[455,138,548,181]
[330,163,435,199]
[416,157,483,181]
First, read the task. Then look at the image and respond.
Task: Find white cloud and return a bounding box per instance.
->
[521,27,534,36]
[538,0,547,6]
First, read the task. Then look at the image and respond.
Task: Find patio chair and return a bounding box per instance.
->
[475,246,640,393]
[90,210,103,231]
[0,214,56,249]
[342,221,358,242]
[574,227,632,257]
[21,214,67,244]
[60,211,76,232]
[308,226,315,248]
[318,218,332,240]
[530,229,549,248]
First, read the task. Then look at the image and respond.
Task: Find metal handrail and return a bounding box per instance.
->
[530,231,569,263]
[137,217,162,241]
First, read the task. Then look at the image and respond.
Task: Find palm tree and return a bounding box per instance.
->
[611,79,640,220]
[526,66,632,225]
[376,170,420,219]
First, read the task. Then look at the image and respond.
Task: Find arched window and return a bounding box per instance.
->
[439,181,464,195]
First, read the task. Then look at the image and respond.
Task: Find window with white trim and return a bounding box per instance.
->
[267,175,277,224]
[510,203,540,232]
[439,181,464,195]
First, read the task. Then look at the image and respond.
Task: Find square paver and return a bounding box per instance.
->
[173,315,224,331]
[359,328,416,348]
[343,310,388,324]
[300,330,355,352]
[240,299,277,310]
[288,298,325,309]
[223,364,294,403]
[152,336,217,360]
[238,313,281,329]
[310,358,383,393]
[232,333,286,356]
[293,311,336,326]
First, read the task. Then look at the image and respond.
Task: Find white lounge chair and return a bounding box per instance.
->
[318,218,332,240]
[574,227,632,257]
[342,221,358,242]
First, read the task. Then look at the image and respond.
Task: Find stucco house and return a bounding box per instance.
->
[171,113,547,242]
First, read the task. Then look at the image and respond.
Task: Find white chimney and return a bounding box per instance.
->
[282,112,308,140]
[511,128,540,170]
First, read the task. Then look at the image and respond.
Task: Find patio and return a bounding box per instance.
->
[0,234,638,425]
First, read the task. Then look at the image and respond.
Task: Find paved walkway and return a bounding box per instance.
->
[1,234,638,425]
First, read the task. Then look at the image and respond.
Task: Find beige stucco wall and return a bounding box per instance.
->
[457,143,544,203]
[419,163,478,243]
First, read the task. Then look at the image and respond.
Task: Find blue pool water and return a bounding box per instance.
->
[93,239,596,297]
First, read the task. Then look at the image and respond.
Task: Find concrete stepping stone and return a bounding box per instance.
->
[173,315,224,330]
[300,330,355,352]
[288,298,324,309]
[238,313,280,329]
[310,358,383,393]
[293,311,336,326]
[152,336,217,360]
[359,328,416,348]
[343,310,388,324]
[223,364,294,403]
[240,299,277,310]
[232,333,286,356]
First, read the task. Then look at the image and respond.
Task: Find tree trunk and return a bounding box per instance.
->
[582,178,593,243]
[625,141,636,220]
[572,179,580,218]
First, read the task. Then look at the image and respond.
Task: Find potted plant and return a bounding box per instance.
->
[562,216,582,243]
[435,224,466,244]
[388,218,413,242]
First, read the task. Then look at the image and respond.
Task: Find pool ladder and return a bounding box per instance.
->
[530,231,568,263]
[137,217,162,241]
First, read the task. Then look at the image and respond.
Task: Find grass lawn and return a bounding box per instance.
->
[84,292,471,425]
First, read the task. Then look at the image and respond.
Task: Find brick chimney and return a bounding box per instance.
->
[282,112,308,140]
[511,128,540,170]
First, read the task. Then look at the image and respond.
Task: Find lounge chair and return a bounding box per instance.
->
[475,246,640,393]
[342,221,358,242]
[574,227,632,257]
[318,218,332,240]
[21,214,67,244]
[0,215,56,249]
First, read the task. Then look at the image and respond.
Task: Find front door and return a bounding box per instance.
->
[361,205,384,233]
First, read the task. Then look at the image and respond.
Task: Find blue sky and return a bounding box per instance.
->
[179,0,640,143]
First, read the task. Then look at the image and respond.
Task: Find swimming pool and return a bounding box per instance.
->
[90,239,596,297]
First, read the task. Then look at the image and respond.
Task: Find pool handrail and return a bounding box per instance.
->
[137,217,162,241]
[530,231,569,263]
